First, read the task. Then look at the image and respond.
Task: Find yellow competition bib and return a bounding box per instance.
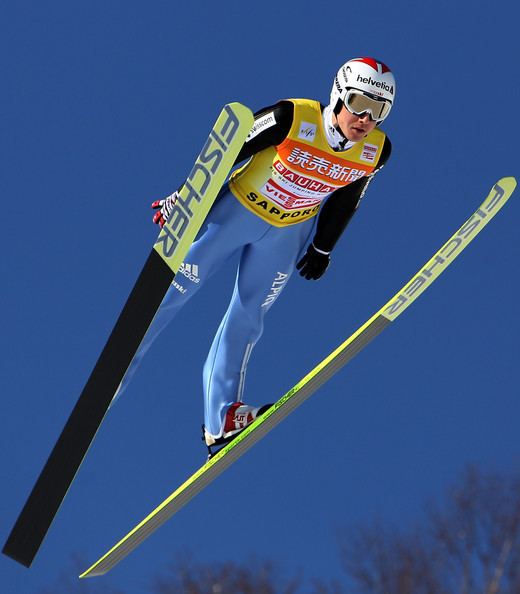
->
[229,99,386,226]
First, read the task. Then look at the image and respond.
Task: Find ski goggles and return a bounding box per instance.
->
[343,89,392,122]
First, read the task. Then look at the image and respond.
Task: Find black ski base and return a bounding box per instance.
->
[3,250,173,567]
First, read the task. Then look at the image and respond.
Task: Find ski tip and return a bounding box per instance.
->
[224,102,254,118]
[496,176,517,191]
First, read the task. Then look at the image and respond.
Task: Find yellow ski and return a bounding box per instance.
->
[81,177,516,578]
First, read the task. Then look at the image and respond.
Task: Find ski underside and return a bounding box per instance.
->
[81,176,517,578]
[2,103,254,568]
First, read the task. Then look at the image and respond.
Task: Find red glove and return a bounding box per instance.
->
[151,191,180,227]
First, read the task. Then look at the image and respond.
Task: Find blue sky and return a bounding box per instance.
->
[1,0,518,592]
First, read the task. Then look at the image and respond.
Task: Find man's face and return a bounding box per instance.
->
[334,104,377,142]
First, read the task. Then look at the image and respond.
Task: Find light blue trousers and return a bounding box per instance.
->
[118,186,315,435]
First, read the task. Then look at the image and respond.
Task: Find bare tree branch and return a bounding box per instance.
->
[339,465,520,594]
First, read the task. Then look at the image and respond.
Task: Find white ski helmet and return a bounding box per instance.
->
[330,57,396,122]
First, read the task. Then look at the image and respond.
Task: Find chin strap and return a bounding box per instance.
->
[322,104,356,152]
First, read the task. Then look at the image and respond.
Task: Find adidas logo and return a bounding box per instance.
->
[178,263,201,284]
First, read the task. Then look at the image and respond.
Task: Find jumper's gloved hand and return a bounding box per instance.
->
[151,191,180,227]
[296,244,331,280]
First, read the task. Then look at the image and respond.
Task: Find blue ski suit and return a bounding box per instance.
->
[118,99,391,436]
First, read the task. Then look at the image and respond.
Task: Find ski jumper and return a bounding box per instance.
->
[118,99,391,437]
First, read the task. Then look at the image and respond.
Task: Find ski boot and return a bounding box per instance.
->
[202,402,273,459]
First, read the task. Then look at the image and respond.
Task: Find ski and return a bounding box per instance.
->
[2,103,254,568]
[80,176,517,578]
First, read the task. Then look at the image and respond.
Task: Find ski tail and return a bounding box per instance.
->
[80,177,516,578]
